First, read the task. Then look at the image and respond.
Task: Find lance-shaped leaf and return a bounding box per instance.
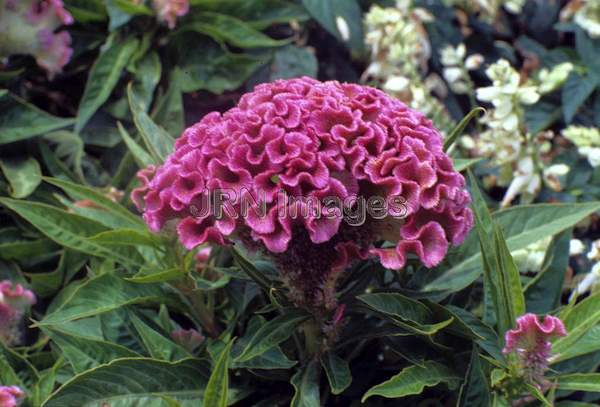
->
[42,358,210,407]
[362,361,460,402]
[235,309,309,362]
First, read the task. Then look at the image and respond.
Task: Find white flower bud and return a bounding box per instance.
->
[335,16,351,42]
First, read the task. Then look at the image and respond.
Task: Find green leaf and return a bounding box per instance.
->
[0,198,122,258]
[181,12,289,48]
[557,373,600,392]
[561,72,598,123]
[126,268,186,284]
[362,361,460,402]
[44,177,143,228]
[525,100,562,134]
[320,352,351,395]
[270,45,318,80]
[358,292,432,325]
[176,48,267,94]
[76,37,139,132]
[453,157,483,172]
[302,0,363,53]
[204,339,234,407]
[235,309,309,362]
[231,315,296,370]
[447,306,504,361]
[0,157,42,198]
[553,292,600,358]
[525,230,571,314]
[358,292,454,335]
[458,347,490,407]
[117,122,155,167]
[129,311,190,361]
[290,360,320,407]
[128,83,175,162]
[151,74,185,138]
[443,107,485,152]
[64,0,107,22]
[551,325,600,363]
[0,93,74,144]
[468,170,524,336]
[492,223,526,329]
[42,326,140,373]
[43,358,210,407]
[190,0,309,29]
[130,51,162,112]
[38,273,175,326]
[231,247,273,292]
[424,201,600,293]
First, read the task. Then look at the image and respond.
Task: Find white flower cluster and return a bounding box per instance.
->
[562,126,600,167]
[363,1,455,132]
[571,239,600,299]
[463,59,550,206]
[536,62,574,95]
[572,0,600,38]
[476,59,540,132]
[512,236,552,273]
[440,43,483,94]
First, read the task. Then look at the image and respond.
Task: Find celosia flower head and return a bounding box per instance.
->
[0,281,36,344]
[0,386,24,407]
[503,313,566,386]
[135,77,472,308]
[152,0,189,29]
[0,0,73,77]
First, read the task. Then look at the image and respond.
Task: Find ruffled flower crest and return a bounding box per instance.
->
[133,77,473,309]
[503,313,567,387]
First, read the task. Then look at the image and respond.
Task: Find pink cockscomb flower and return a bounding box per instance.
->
[0,0,73,78]
[0,281,36,345]
[503,313,567,386]
[134,77,473,308]
[0,386,24,407]
[152,0,189,29]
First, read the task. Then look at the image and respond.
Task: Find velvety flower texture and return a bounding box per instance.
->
[503,313,566,386]
[135,77,473,307]
[0,281,36,344]
[0,0,73,77]
[0,386,24,407]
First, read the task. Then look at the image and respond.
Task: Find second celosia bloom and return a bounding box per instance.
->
[0,0,73,77]
[0,281,36,345]
[135,77,473,308]
[503,313,567,388]
[0,386,25,407]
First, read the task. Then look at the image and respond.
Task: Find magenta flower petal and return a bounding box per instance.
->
[0,386,25,407]
[504,313,567,355]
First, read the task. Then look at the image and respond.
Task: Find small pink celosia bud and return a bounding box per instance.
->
[195,247,212,270]
[171,328,205,352]
[0,385,25,407]
[0,0,74,78]
[152,0,189,29]
[0,281,36,344]
[503,313,566,386]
